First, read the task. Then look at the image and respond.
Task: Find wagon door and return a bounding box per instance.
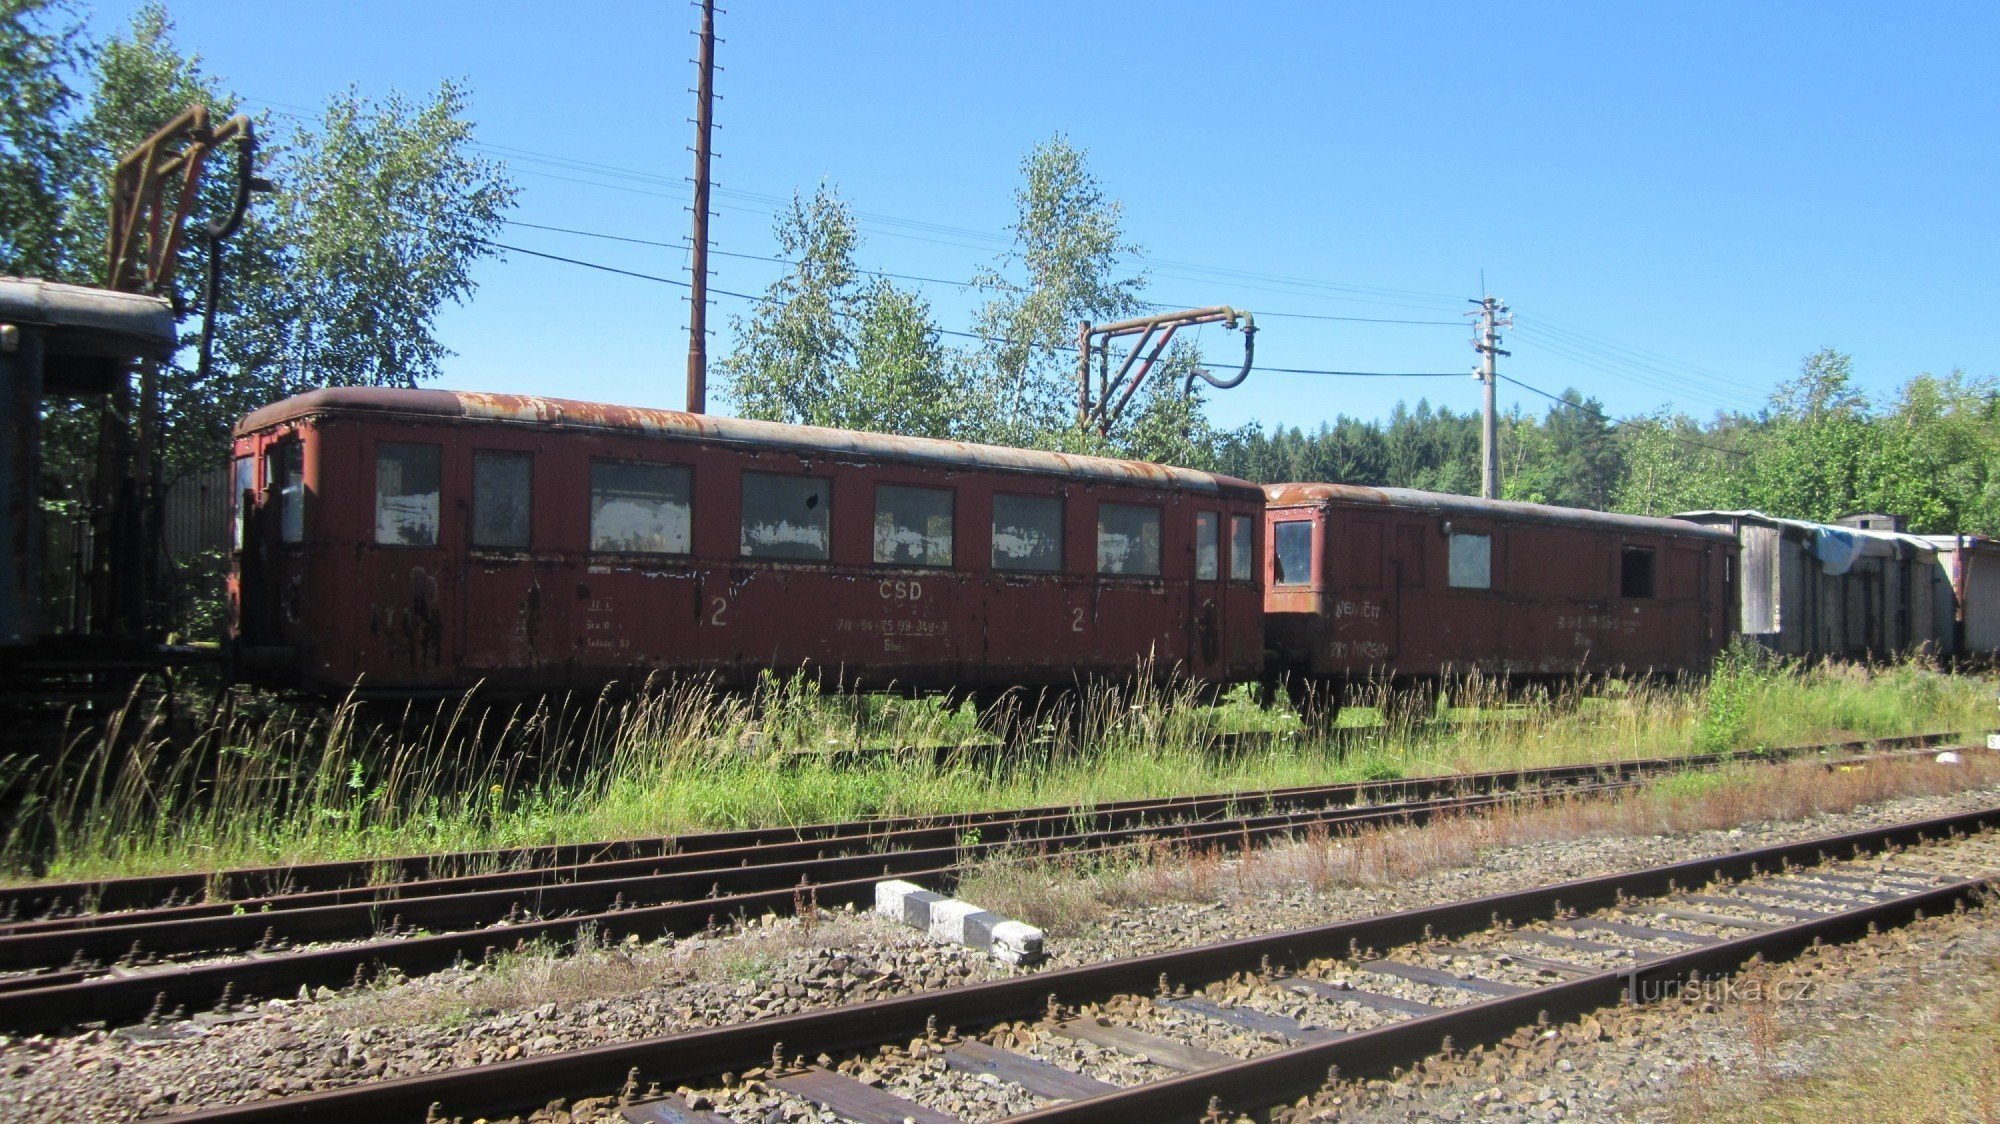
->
[1188,510,1226,677]
[360,440,455,687]
[1341,519,1392,671]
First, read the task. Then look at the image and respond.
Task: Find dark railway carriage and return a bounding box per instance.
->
[229,389,1266,697]
[1262,484,1736,692]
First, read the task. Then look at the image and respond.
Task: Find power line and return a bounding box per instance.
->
[1499,373,1749,457]
[485,237,1470,381]
[500,219,1462,325]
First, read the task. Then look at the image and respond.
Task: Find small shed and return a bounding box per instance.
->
[1675,510,1945,660]
[1920,535,2000,657]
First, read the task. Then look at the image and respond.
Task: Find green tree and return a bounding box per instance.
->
[719,185,968,437]
[1611,409,1747,516]
[1744,348,1873,522]
[1502,390,1622,508]
[1856,371,2000,534]
[6,4,515,477]
[972,135,1145,447]
[0,0,85,279]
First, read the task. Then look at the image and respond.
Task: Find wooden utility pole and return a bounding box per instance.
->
[1469,295,1511,500]
[684,0,717,414]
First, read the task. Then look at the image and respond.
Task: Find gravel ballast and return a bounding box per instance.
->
[2,776,1997,1122]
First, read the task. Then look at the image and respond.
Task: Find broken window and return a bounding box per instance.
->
[1621,545,1656,598]
[590,461,691,554]
[873,484,953,567]
[1096,502,1162,577]
[473,452,533,550]
[375,443,441,546]
[1273,520,1313,586]
[1195,512,1220,580]
[992,493,1062,572]
[741,472,830,560]
[1230,515,1254,581]
[270,440,304,544]
[1447,531,1492,590]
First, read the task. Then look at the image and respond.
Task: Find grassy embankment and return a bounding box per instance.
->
[0,650,1991,883]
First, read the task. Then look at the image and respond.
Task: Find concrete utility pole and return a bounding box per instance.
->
[1468,295,1512,499]
[684,0,717,415]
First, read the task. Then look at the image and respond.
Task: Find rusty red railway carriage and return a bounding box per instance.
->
[1262,484,1736,698]
[228,388,1266,697]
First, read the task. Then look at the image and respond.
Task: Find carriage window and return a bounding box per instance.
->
[1273,520,1313,586]
[874,484,953,567]
[992,493,1062,572]
[1621,545,1656,598]
[1447,531,1491,589]
[590,461,691,554]
[1195,512,1220,580]
[270,441,304,544]
[375,443,441,546]
[473,452,533,549]
[741,472,830,560]
[1230,515,1254,581]
[1097,503,1162,577]
[231,456,253,549]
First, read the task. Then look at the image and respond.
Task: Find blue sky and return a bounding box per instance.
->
[88,1,2000,433]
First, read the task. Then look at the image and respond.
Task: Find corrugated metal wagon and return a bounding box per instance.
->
[1264,484,1736,713]
[1676,511,1945,660]
[1919,534,2000,659]
[228,389,1266,699]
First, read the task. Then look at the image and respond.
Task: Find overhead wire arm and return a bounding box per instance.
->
[1077,306,1252,438]
[1182,312,1255,394]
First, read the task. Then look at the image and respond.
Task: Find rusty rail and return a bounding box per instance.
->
[163,802,2000,1123]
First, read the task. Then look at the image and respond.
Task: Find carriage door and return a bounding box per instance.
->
[1191,510,1223,673]
[1348,519,1389,665]
[237,439,301,648]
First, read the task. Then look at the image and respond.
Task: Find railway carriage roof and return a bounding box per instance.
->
[1677,510,1937,558]
[237,387,1263,498]
[1265,482,1735,542]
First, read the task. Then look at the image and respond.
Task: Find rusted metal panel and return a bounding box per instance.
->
[1268,485,1735,681]
[231,392,1265,695]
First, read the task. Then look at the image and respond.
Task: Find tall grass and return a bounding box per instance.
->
[0,655,1990,884]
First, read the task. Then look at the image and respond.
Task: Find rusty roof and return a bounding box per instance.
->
[237,387,1264,498]
[1267,482,1735,542]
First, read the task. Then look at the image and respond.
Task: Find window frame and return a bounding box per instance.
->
[1229,514,1255,582]
[1194,511,1220,581]
[373,441,444,548]
[269,438,305,545]
[1620,544,1657,599]
[872,483,956,568]
[991,492,1065,574]
[1096,501,1164,578]
[739,470,833,562]
[589,459,694,556]
[1446,530,1493,590]
[231,455,254,551]
[471,450,535,551]
[1272,519,1315,587]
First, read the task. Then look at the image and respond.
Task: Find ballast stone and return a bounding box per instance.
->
[874,879,1045,965]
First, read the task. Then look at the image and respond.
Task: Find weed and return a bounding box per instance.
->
[0,656,1991,884]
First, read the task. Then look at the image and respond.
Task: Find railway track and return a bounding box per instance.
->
[163,801,2000,1123]
[0,730,1975,1034]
